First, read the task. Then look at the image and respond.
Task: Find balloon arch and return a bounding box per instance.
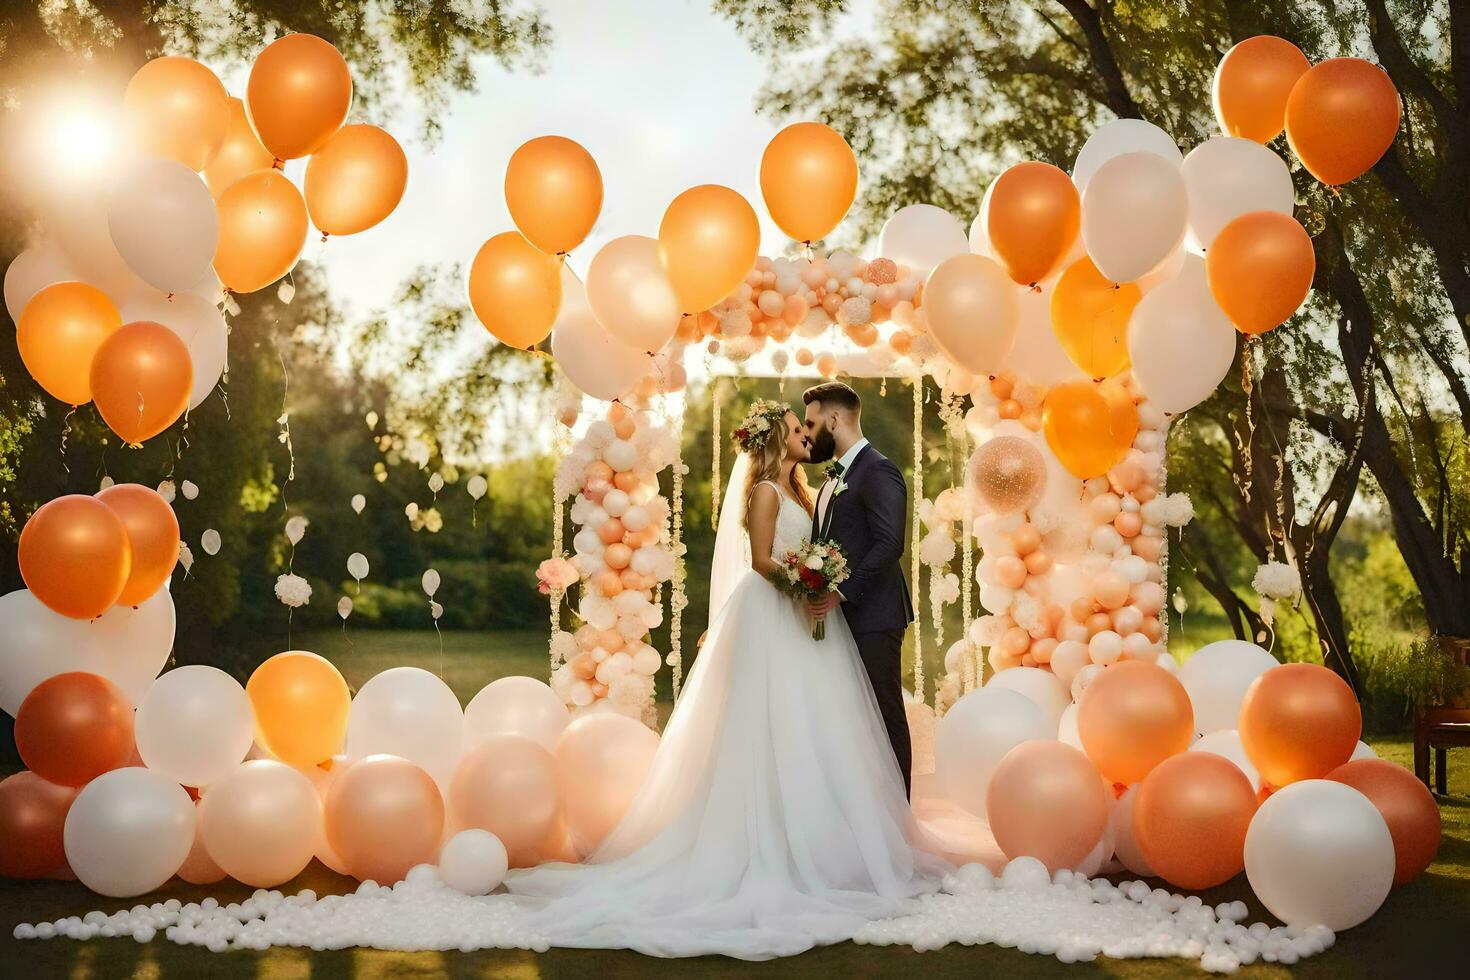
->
[1,31,1437,942]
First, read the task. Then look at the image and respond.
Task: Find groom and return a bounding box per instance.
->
[802,382,915,797]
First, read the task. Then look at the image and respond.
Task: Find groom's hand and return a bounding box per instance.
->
[806,593,842,618]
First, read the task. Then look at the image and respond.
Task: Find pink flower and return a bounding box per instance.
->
[537,557,580,595]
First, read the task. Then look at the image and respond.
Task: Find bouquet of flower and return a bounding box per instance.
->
[769,540,851,640]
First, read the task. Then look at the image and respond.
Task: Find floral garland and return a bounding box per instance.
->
[668,397,688,701]
[731,397,789,453]
[910,379,926,705]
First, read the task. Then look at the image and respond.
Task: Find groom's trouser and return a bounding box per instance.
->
[852,628,912,799]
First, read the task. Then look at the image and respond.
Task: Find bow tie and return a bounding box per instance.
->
[831,460,845,477]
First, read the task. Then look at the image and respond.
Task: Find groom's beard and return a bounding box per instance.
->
[808,427,836,464]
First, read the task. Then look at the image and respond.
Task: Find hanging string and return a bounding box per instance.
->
[710,378,721,531]
[910,378,926,705]
[669,398,687,701]
[58,405,77,474]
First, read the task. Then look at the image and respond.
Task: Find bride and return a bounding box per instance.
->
[502,399,947,959]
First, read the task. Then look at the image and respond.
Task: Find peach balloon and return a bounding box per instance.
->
[177,803,227,885]
[597,519,626,545]
[16,282,121,405]
[305,124,408,237]
[1134,751,1257,889]
[556,714,660,857]
[124,56,229,172]
[593,570,623,597]
[1285,57,1401,187]
[204,98,274,197]
[1092,571,1130,610]
[0,771,77,879]
[986,740,1109,873]
[1043,380,1126,479]
[18,494,131,620]
[1207,211,1314,336]
[1327,758,1440,886]
[1239,662,1360,787]
[658,185,760,313]
[969,435,1046,513]
[468,231,562,349]
[246,651,351,768]
[1132,534,1162,562]
[1213,36,1311,143]
[16,672,134,788]
[1114,511,1142,538]
[987,161,1081,285]
[214,170,309,293]
[246,33,352,161]
[1023,551,1053,576]
[96,483,178,606]
[199,760,321,887]
[1051,256,1139,379]
[1090,492,1122,524]
[604,543,633,570]
[995,556,1028,590]
[326,754,444,884]
[1078,660,1194,785]
[760,122,858,244]
[1011,523,1042,555]
[505,136,603,255]
[450,735,560,867]
[571,654,596,680]
[89,321,192,445]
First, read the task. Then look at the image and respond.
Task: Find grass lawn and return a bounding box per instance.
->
[2,629,1467,978]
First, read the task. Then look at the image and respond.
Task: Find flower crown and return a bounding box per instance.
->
[731,399,790,454]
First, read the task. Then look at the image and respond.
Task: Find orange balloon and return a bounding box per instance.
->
[18,494,131,619]
[246,651,351,768]
[16,282,122,405]
[325,754,444,884]
[214,170,309,293]
[1213,36,1310,143]
[1050,256,1139,378]
[1042,380,1126,479]
[16,672,134,787]
[96,483,179,606]
[505,136,603,255]
[1239,662,1360,787]
[1286,57,1401,186]
[450,735,560,867]
[89,321,192,445]
[1207,210,1314,336]
[468,231,562,349]
[1134,752,1257,889]
[124,56,230,171]
[246,33,352,161]
[987,162,1080,286]
[1327,758,1441,886]
[0,771,77,879]
[658,185,760,313]
[985,740,1109,873]
[204,97,275,197]
[1078,660,1194,785]
[759,122,858,244]
[1101,380,1139,455]
[305,124,408,237]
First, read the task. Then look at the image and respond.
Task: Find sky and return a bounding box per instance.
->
[300,0,806,320]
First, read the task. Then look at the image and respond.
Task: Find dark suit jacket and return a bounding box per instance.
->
[812,444,915,634]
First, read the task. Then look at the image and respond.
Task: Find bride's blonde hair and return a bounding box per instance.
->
[733,400,812,527]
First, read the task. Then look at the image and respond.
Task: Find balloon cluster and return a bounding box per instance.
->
[0,649,661,894]
[551,403,680,716]
[5,36,405,442]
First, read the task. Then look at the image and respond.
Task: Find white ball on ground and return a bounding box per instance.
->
[437,830,509,896]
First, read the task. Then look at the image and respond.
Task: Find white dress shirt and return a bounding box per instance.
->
[817,437,868,529]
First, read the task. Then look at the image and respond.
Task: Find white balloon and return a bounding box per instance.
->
[984,666,1070,733]
[438,829,509,895]
[1350,740,1378,761]
[108,159,219,294]
[1181,137,1295,251]
[285,515,308,545]
[998,274,1082,387]
[967,182,995,256]
[1072,118,1182,192]
[1177,639,1279,735]
[0,588,175,716]
[1189,729,1262,790]
[120,286,227,409]
[934,687,1052,816]
[463,675,570,752]
[1244,780,1395,931]
[551,267,652,402]
[4,240,76,322]
[1108,784,1157,877]
[1057,702,1083,750]
[1128,256,1237,414]
[422,568,441,597]
[877,204,969,275]
[345,667,464,787]
[466,475,488,500]
[45,188,140,305]
[1081,152,1188,283]
[351,493,366,514]
[585,235,681,353]
[347,552,369,580]
[134,665,255,787]
[64,768,195,898]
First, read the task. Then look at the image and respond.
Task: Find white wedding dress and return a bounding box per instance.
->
[501,467,947,959]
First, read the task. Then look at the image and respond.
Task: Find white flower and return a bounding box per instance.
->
[1252,561,1302,601]
[804,554,825,570]
[274,573,312,608]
